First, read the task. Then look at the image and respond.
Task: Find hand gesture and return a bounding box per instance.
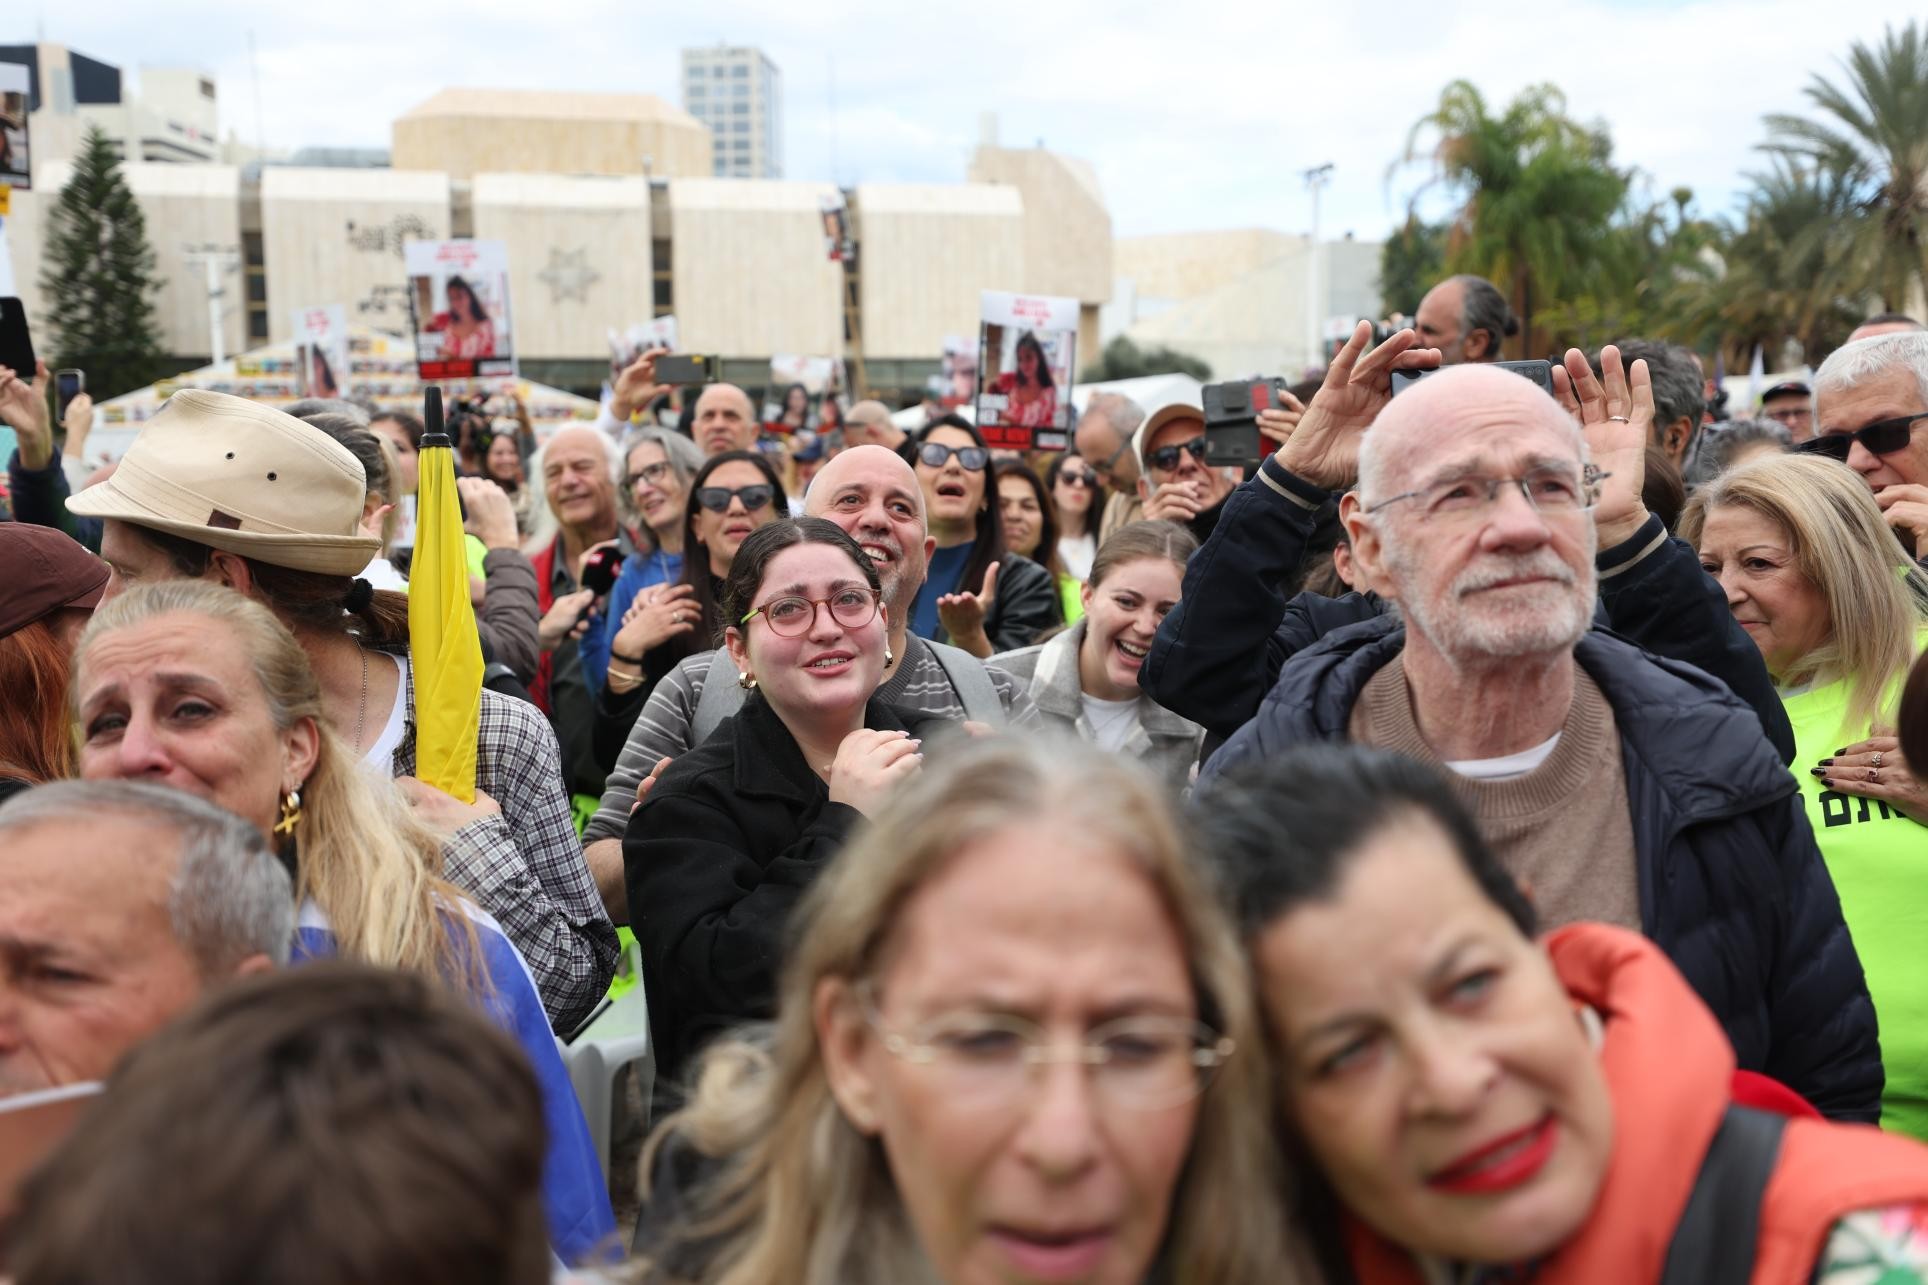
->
[1142,479,1207,524]
[394,777,503,841]
[827,728,924,815]
[0,361,53,470]
[631,756,672,814]
[62,391,95,459]
[611,348,670,422]
[1278,322,1440,490]
[936,562,999,658]
[539,588,596,652]
[1875,484,1928,556]
[613,582,699,656]
[1552,345,1652,547]
[457,475,522,549]
[359,502,395,542]
[1256,390,1306,450]
[1816,736,1928,826]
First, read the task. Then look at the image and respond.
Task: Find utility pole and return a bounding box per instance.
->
[182,243,240,366]
[1302,162,1333,373]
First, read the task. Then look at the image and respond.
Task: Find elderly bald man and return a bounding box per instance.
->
[692,384,761,457]
[1191,330,1880,1122]
[578,445,1039,918]
[841,398,910,457]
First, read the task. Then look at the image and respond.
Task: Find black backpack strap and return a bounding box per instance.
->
[1659,1105,1787,1285]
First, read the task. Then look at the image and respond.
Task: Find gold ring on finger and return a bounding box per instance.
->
[1872,751,1884,769]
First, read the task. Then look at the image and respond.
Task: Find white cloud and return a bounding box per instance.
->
[38,0,1925,239]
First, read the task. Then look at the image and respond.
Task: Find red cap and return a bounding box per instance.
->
[0,524,110,639]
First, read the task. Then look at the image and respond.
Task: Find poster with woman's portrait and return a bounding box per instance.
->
[975,290,1077,451]
[404,239,514,381]
[0,62,30,191]
[291,305,349,399]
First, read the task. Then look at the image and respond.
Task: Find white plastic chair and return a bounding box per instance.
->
[560,940,656,1179]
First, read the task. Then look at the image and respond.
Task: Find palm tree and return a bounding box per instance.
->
[1398,81,1628,355]
[1764,21,1928,313]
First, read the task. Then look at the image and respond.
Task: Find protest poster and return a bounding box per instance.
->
[939,334,978,408]
[404,239,514,381]
[608,316,679,381]
[819,193,851,263]
[291,305,349,399]
[0,62,29,192]
[766,355,841,429]
[975,291,1077,450]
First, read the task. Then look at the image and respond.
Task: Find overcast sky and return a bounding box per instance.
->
[22,0,1925,242]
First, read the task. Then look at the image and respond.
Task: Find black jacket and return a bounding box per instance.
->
[624,695,937,1092]
[934,548,1062,655]
[1200,617,1883,1123]
[1140,455,1796,763]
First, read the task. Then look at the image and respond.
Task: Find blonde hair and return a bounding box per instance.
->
[634,736,1308,1285]
[74,581,480,989]
[1680,453,1928,734]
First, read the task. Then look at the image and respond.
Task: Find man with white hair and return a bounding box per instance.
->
[1197,336,1880,1122]
[579,445,1039,919]
[1810,330,1928,555]
[0,780,292,1095]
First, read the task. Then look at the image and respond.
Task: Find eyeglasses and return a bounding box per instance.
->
[627,461,673,489]
[1145,436,1208,472]
[1057,467,1098,489]
[741,585,880,636]
[1762,406,1812,425]
[1364,465,1608,524]
[864,998,1234,1112]
[1797,411,1928,462]
[695,484,776,513]
[1090,436,1132,480]
[918,441,989,472]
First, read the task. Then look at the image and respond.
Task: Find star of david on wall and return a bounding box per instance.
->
[539,247,601,304]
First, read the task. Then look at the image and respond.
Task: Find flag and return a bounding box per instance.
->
[1747,344,1765,410]
[408,386,483,802]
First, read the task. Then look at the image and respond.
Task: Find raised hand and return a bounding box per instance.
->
[611,347,670,422]
[613,582,699,657]
[1278,322,1440,490]
[827,728,923,815]
[1553,345,1652,548]
[457,476,522,549]
[1256,390,1306,450]
[936,562,999,658]
[0,361,53,470]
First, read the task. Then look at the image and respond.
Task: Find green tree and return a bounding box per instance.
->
[1764,21,1928,315]
[1398,81,1628,355]
[1379,216,1446,317]
[38,125,165,399]
[1080,335,1212,382]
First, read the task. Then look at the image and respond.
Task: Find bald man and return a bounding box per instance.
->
[842,399,910,456]
[1183,330,1877,1121]
[578,445,1039,919]
[692,384,760,456]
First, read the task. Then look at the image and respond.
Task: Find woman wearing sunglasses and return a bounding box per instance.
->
[591,450,787,770]
[1684,453,1928,1138]
[909,416,1062,658]
[1046,451,1107,581]
[626,518,941,1095]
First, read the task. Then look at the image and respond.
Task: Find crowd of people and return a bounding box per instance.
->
[5,268,1928,1283]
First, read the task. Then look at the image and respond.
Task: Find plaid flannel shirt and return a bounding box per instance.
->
[392,661,619,1032]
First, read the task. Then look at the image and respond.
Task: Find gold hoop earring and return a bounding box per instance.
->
[884,646,894,667]
[738,671,757,691]
[274,789,304,836]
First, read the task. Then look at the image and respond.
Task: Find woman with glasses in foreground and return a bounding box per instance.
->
[626,518,939,1095]
[631,735,1305,1285]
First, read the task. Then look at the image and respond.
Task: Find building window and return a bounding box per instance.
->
[687,65,706,77]
[689,84,706,99]
[730,64,749,77]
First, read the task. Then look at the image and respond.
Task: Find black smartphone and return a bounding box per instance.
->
[1201,377,1290,470]
[56,369,85,420]
[1389,359,1554,397]
[0,298,35,376]
[580,545,624,597]
[654,353,720,385]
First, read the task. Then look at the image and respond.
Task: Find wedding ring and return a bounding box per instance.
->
[1607,415,1630,422]
[1872,751,1884,769]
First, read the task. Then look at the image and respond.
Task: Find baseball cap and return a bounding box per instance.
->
[1132,397,1207,473]
[67,389,380,576]
[1761,381,1811,401]
[0,524,110,639]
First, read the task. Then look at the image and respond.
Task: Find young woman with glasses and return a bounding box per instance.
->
[590,450,787,772]
[625,518,943,1095]
[908,416,1062,658]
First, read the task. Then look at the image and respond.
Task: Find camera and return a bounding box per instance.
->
[1201,378,1291,470]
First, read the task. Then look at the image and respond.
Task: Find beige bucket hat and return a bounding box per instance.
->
[68,389,382,576]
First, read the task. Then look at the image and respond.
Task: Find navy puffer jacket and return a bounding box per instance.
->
[1202,616,1883,1124]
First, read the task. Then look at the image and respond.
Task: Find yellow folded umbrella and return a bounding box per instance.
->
[408,387,483,802]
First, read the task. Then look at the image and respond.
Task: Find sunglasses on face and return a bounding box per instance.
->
[694,484,776,513]
[1146,436,1207,472]
[1057,468,1098,488]
[918,442,989,472]
[1797,411,1928,462]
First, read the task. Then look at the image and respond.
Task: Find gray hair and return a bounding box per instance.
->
[1452,275,1520,351]
[284,398,370,427]
[617,427,706,522]
[1356,369,1587,507]
[1596,340,1704,440]
[0,780,294,972]
[1083,391,1146,438]
[1685,417,1793,487]
[522,426,626,552]
[1815,331,1928,407]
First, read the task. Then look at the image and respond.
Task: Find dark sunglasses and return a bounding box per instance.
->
[1146,436,1208,472]
[695,484,776,513]
[1797,411,1928,462]
[918,442,989,472]
[1057,467,1099,488]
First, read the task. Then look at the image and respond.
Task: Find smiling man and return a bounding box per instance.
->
[1811,331,1928,557]
[1203,361,1882,1123]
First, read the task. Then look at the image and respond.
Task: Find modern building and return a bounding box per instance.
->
[392,88,710,181]
[679,45,781,180]
[0,43,220,166]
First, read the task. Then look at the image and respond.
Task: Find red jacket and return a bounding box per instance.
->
[1346,924,1928,1285]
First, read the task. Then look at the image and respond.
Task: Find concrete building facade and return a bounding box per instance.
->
[680,46,781,180]
[392,88,711,181]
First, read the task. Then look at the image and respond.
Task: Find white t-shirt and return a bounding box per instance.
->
[1081,693,1139,752]
[1058,533,1096,581]
[1446,733,1561,782]
[360,652,410,773]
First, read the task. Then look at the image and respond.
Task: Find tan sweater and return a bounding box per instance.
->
[1349,656,1641,932]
